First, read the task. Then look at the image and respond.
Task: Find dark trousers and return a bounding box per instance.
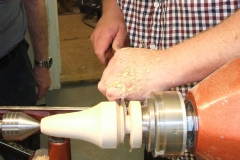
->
[0,40,40,160]
[0,40,36,105]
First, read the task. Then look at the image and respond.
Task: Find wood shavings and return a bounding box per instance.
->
[150,50,156,54]
[105,47,162,98]
[32,149,49,160]
[233,31,237,38]
[32,155,49,160]
[157,58,162,63]
[106,67,141,97]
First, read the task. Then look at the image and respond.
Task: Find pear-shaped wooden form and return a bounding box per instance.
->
[40,101,142,149]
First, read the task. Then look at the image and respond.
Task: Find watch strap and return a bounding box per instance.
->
[34,57,52,68]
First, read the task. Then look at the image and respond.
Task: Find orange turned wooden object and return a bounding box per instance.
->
[185,58,240,159]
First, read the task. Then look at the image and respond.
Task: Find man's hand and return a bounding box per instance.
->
[98,48,175,101]
[90,5,128,64]
[33,66,51,101]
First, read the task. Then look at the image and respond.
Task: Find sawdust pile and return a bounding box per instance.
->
[106,67,140,97]
[32,149,49,160]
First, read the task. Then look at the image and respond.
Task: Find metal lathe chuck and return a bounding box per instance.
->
[0,112,40,141]
[142,91,187,157]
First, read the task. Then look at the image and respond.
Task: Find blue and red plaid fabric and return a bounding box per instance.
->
[117,0,239,159]
[117,0,239,97]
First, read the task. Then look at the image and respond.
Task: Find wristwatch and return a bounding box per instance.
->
[34,57,53,69]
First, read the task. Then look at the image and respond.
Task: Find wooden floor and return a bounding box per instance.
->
[58,13,105,84]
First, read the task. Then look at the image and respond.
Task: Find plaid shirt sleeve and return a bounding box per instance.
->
[117,0,239,159]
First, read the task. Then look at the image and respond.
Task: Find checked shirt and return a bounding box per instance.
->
[117,0,239,98]
[117,0,239,159]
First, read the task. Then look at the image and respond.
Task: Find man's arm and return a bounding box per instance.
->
[22,0,51,101]
[167,10,240,86]
[98,10,240,100]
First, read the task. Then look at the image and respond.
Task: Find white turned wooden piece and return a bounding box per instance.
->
[128,101,142,148]
[119,105,125,143]
[41,102,124,148]
[40,101,142,149]
[125,116,131,134]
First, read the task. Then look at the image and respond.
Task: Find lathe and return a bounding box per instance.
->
[1,58,240,160]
